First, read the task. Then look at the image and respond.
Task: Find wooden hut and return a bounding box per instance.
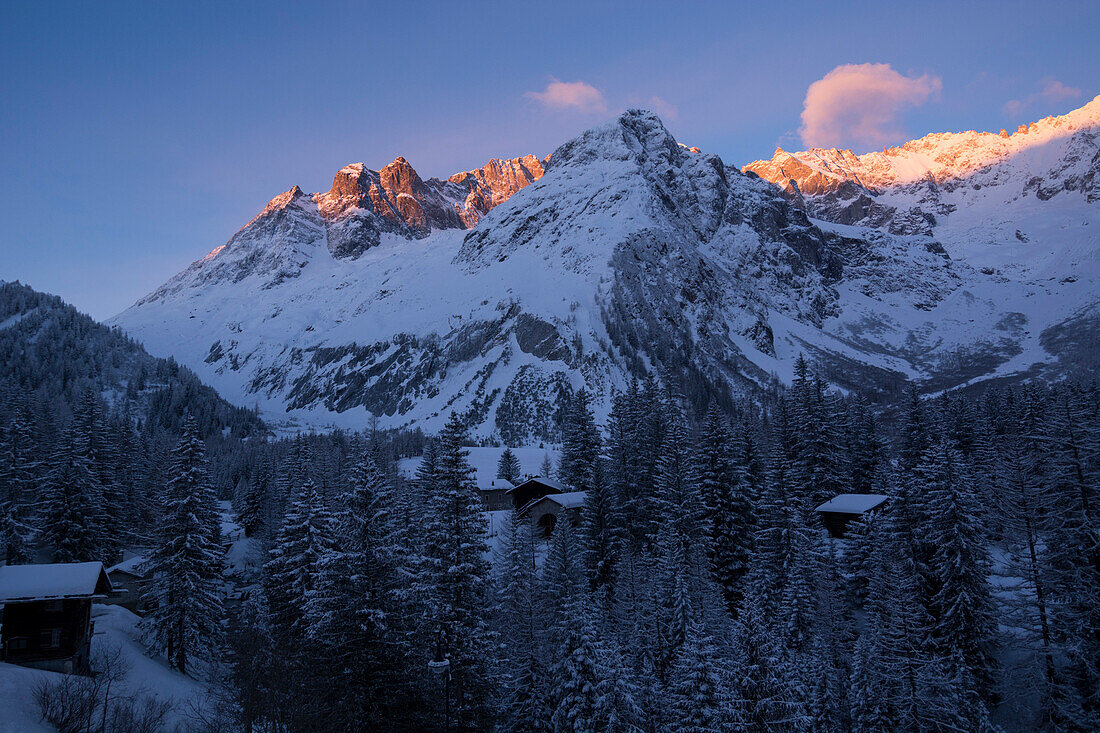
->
[0,562,112,675]
[506,477,564,512]
[814,494,889,538]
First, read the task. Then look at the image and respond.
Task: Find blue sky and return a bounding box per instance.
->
[2,0,1098,319]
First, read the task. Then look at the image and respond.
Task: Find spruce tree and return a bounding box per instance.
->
[497,447,522,485]
[560,389,601,492]
[39,428,107,562]
[235,472,267,538]
[787,364,846,510]
[261,478,337,727]
[549,600,604,733]
[305,451,410,728]
[497,512,551,733]
[669,624,727,733]
[417,413,497,728]
[1042,383,1100,726]
[144,417,224,675]
[0,413,36,564]
[694,404,754,615]
[920,434,999,712]
[264,478,336,640]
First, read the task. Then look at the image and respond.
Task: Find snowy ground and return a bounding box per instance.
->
[0,604,212,732]
[398,445,561,486]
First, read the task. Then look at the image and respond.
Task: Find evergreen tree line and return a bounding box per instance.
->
[2,350,1097,731]
[221,367,1098,731]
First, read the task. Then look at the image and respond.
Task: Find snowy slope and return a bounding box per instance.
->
[113,103,1100,437]
[398,446,561,487]
[114,111,848,438]
[0,604,212,732]
[742,96,1100,392]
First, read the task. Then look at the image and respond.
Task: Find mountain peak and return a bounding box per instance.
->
[744,94,1100,205]
[115,99,1099,438]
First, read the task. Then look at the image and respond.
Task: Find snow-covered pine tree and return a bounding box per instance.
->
[225,593,276,732]
[73,391,124,562]
[991,388,1061,724]
[595,635,643,733]
[144,416,224,675]
[1041,382,1100,727]
[732,589,810,732]
[806,537,852,733]
[263,478,336,641]
[417,413,497,728]
[919,433,999,714]
[549,599,604,733]
[261,477,336,727]
[843,396,885,494]
[560,389,601,492]
[668,623,728,733]
[787,360,847,510]
[239,473,267,538]
[542,510,584,639]
[38,427,108,563]
[305,451,410,728]
[0,412,36,564]
[694,404,754,616]
[898,383,930,473]
[496,511,551,733]
[497,446,522,485]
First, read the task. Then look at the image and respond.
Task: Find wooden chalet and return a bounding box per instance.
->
[815,494,889,538]
[479,477,516,511]
[505,476,565,512]
[520,491,588,537]
[0,562,112,675]
[105,555,151,615]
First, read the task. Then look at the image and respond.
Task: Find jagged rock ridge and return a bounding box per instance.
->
[114,102,1100,438]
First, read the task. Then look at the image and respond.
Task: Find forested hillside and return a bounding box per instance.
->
[0,281,264,438]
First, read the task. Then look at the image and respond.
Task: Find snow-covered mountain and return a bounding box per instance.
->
[113,99,1100,438]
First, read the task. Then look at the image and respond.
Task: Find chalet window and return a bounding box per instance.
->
[7,637,28,651]
[44,600,64,612]
[40,629,61,648]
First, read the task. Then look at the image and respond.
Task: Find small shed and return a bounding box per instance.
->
[0,562,113,675]
[106,556,151,615]
[815,494,889,538]
[520,490,588,537]
[506,477,565,512]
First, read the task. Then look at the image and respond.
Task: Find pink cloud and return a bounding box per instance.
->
[799,63,942,150]
[524,79,607,113]
[1003,77,1083,117]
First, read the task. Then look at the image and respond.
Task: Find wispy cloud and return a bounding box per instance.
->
[1003,78,1082,117]
[799,63,941,150]
[524,79,607,113]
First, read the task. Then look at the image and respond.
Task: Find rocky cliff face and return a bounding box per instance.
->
[115,102,1100,437]
[449,154,548,227]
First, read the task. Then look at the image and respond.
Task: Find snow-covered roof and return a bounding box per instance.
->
[815,494,889,515]
[507,476,566,494]
[536,491,588,510]
[107,556,149,578]
[480,477,515,492]
[0,562,113,603]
